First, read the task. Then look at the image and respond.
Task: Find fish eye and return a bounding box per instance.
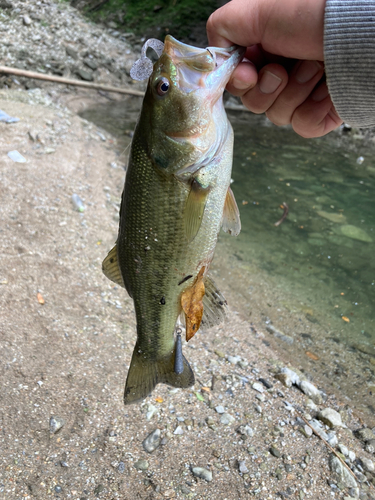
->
[155,77,170,96]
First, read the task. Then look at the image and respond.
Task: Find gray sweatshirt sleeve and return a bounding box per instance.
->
[324,0,375,127]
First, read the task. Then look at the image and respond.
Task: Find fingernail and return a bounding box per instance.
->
[259,71,282,94]
[311,83,329,102]
[232,78,250,90]
[295,60,322,84]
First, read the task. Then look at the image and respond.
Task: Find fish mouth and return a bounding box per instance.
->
[163,35,245,96]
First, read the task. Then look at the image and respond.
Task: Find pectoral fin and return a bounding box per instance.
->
[102,245,125,288]
[222,187,241,236]
[184,179,210,243]
[181,267,205,341]
[201,275,227,327]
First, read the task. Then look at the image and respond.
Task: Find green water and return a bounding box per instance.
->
[227,111,375,347]
[81,100,375,418]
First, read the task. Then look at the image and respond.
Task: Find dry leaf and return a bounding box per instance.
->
[37,292,45,305]
[155,396,163,403]
[201,387,210,393]
[342,316,350,323]
[181,267,205,341]
[305,351,319,361]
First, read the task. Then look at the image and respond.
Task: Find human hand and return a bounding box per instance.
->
[207,0,343,138]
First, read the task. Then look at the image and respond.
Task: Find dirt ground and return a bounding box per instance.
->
[1,89,375,500]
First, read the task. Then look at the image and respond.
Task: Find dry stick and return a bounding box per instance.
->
[298,413,366,487]
[0,65,144,96]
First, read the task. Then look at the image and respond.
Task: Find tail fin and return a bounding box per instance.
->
[123,342,195,405]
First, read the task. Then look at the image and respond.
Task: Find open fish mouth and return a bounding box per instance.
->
[130,35,245,95]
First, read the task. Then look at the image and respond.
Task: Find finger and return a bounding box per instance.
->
[291,83,343,138]
[226,60,258,96]
[206,1,265,48]
[239,63,289,114]
[265,60,325,126]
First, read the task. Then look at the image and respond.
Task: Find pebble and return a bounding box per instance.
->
[191,466,213,482]
[238,460,249,474]
[309,419,329,440]
[215,405,225,414]
[54,485,62,493]
[327,432,338,447]
[252,382,264,393]
[259,378,273,389]
[298,380,323,404]
[118,462,125,473]
[77,68,94,81]
[227,355,241,365]
[237,424,254,438]
[329,454,358,489]
[220,413,235,425]
[270,446,281,458]
[7,150,26,163]
[318,408,344,428]
[355,428,375,443]
[348,451,356,462]
[299,425,313,438]
[360,457,374,472]
[174,425,184,435]
[49,416,65,434]
[338,444,349,456]
[146,404,158,420]
[134,459,148,471]
[22,15,32,26]
[142,429,161,453]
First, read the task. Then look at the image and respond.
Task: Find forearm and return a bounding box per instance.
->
[324,0,375,127]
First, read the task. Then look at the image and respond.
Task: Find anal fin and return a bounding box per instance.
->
[222,186,241,236]
[201,275,227,328]
[102,244,125,288]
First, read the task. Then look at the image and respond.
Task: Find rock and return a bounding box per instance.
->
[227,355,241,365]
[309,419,329,440]
[84,58,98,70]
[174,426,184,435]
[327,432,338,447]
[317,408,344,428]
[298,380,322,404]
[54,485,62,493]
[134,459,148,471]
[340,225,372,243]
[22,15,32,26]
[238,460,249,474]
[355,428,375,443]
[191,466,213,482]
[142,429,161,453]
[258,378,273,389]
[299,425,313,438]
[348,451,356,462]
[65,46,78,59]
[146,404,158,420]
[316,210,347,224]
[270,446,281,458]
[236,425,254,438]
[220,413,235,425]
[266,325,294,344]
[338,444,349,457]
[49,416,65,434]
[214,350,225,358]
[329,454,357,489]
[306,399,318,411]
[215,405,225,414]
[252,382,264,393]
[360,457,374,472]
[77,68,94,81]
[118,462,125,473]
[0,1,13,8]
[280,367,300,385]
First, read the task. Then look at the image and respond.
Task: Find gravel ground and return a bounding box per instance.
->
[1,1,375,500]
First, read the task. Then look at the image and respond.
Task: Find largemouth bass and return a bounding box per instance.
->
[103,36,244,404]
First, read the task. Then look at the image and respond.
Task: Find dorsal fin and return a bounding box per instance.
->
[102,245,125,288]
[222,186,241,236]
